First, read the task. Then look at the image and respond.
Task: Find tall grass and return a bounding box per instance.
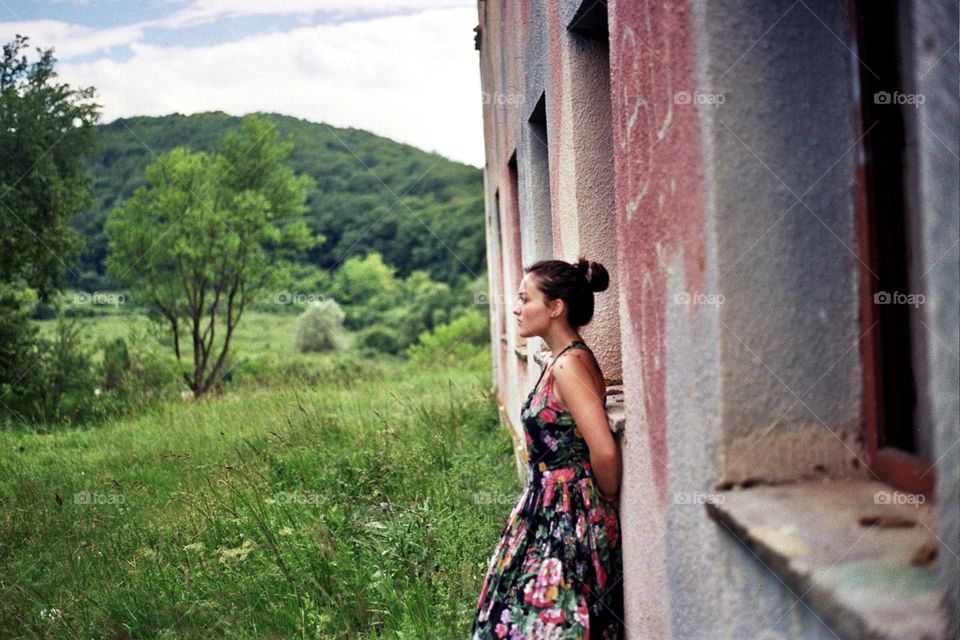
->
[0,355,521,638]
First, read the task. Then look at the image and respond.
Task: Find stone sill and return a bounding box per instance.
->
[706,479,946,640]
[533,346,550,367]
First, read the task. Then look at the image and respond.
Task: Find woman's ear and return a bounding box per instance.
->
[550,298,564,319]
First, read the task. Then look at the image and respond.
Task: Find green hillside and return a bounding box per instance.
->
[68,111,486,290]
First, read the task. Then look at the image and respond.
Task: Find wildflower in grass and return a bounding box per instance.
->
[217,538,256,564]
[39,608,62,622]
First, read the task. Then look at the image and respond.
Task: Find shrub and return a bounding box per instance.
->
[405,309,489,371]
[295,298,347,353]
[357,325,402,355]
[101,337,130,390]
[24,316,101,426]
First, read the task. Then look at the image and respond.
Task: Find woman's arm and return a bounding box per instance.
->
[552,353,620,501]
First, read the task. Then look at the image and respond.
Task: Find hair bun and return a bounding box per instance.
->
[576,257,609,293]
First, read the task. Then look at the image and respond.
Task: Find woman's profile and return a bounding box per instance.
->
[471,256,624,639]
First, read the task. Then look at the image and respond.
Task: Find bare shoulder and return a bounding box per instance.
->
[552,349,603,404]
[553,348,594,373]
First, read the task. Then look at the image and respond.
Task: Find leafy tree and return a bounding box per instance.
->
[0,35,100,298]
[0,35,99,424]
[105,115,320,397]
[329,252,402,329]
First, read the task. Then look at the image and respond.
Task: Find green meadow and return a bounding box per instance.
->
[0,311,519,638]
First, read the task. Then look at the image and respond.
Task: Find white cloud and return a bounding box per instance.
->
[52,7,484,166]
[156,0,474,29]
[0,19,145,58]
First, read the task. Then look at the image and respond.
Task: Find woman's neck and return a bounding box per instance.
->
[542,329,583,356]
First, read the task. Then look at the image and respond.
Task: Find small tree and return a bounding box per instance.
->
[106,115,321,397]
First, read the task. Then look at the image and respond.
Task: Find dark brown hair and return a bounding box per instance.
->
[525,256,609,328]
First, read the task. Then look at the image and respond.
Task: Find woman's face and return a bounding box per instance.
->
[514,273,554,338]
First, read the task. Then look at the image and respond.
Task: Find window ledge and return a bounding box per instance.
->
[605,385,624,434]
[706,479,946,640]
[533,347,550,367]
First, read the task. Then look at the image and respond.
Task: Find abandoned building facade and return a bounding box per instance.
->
[475,0,958,638]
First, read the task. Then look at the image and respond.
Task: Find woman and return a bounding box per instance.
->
[471,257,624,639]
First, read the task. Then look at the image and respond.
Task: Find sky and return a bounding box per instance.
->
[0,0,485,167]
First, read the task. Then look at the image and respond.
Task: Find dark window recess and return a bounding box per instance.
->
[493,189,505,336]
[568,0,608,40]
[852,0,933,494]
[527,93,553,257]
[507,151,525,349]
[529,93,548,148]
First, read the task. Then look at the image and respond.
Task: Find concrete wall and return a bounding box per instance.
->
[910,0,960,634]
[476,0,958,637]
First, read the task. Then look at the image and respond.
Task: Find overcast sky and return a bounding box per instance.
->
[0,0,485,167]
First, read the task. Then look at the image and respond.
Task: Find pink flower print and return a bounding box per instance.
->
[537,557,564,586]
[574,599,590,628]
[540,407,557,423]
[495,610,514,639]
[523,578,558,608]
[476,575,491,611]
[530,620,562,640]
[539,607,566,624]
[545,468,574,509]
[591,549,608,589]
[543,473,557,507]
[543,433,558,451]
[604,510,619,545]
[580,483,594,511]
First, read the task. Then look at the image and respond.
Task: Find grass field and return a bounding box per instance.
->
[35,305,359,365]
[1,312,518,638]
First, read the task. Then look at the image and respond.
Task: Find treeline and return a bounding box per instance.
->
[2,36,490,428]
[69,112,487,292]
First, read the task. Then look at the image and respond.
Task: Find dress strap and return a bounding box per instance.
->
[532,340,588,391]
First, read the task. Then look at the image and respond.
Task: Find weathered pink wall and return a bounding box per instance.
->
[608,1,708,635]
[610,0,707,505]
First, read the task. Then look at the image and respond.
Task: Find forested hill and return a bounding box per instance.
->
[69,111,486,290]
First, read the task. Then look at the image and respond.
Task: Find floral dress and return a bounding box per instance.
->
[471,340,624,639]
